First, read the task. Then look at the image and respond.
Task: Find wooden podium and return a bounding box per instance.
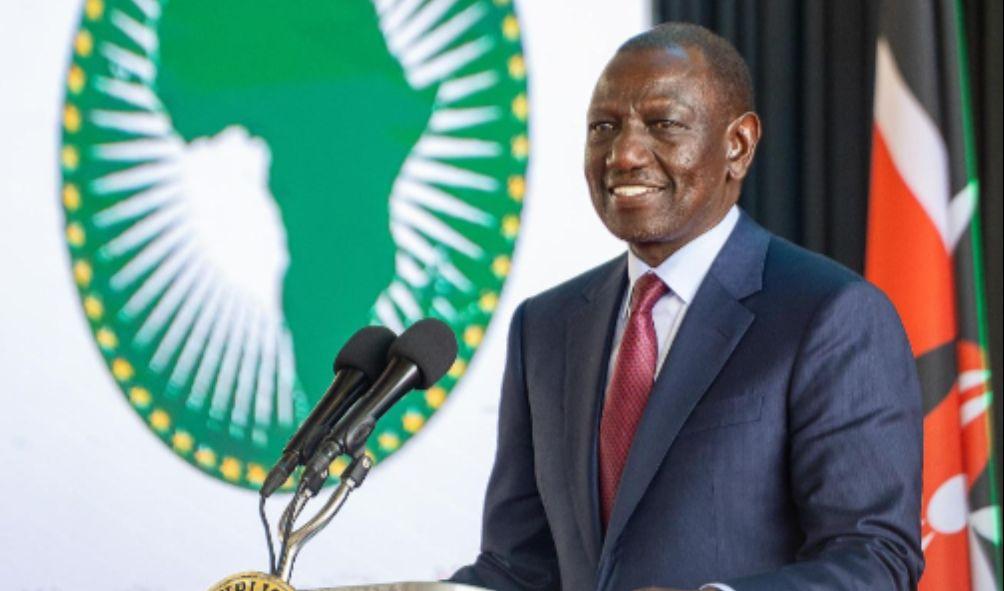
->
[308,583,484,591]
[206,572,484,591]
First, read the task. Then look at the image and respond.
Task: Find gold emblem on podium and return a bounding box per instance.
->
[206,571,296,591]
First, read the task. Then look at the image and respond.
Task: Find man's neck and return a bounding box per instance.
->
[629,205,739,267]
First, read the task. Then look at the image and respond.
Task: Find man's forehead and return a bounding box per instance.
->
[588,88,697,113]
[589,45,709,107]
[605,44,706,79]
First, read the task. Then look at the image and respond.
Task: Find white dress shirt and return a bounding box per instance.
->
[606,205,740,387]
[604,205,740,591]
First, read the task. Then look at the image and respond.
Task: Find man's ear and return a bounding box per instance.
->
[725,112,761,181]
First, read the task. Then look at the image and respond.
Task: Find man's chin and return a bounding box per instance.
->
[604,221,674,246]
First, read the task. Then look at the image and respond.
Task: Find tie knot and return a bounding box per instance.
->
[630,272,668,314]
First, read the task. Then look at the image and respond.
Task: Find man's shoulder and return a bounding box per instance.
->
[763,233,862,291]
[758,230,895,321]
[524,253,626,311]
[711,212,869,304]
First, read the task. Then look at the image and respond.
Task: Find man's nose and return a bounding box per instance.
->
[606,124,652,171]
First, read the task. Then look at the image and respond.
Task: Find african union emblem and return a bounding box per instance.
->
[59,0,528,488]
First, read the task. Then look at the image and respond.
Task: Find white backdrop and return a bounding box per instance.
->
[0,1,649,588]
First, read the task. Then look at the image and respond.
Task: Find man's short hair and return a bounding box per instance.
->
[620,22,755,116]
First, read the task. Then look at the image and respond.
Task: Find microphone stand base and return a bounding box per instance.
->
[206,571,296,591]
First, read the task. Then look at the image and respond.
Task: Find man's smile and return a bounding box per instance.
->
[608,183,668,208]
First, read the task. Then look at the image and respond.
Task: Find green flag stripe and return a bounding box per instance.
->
[952,0,1003,586]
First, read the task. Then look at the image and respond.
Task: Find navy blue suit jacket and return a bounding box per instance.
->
[452,213,923,590]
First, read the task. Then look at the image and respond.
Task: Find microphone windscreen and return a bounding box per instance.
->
[389,318,458,389]
[334,326,397,381]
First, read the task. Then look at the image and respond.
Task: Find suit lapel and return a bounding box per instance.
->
[564,255,627,567]
[599,213,770,565]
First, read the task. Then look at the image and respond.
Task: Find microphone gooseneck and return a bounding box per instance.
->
[300,318,459,493]
[259,325,396,498]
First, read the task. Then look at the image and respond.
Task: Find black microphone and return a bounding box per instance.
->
[301,318,458,493]
[259,325,396,498]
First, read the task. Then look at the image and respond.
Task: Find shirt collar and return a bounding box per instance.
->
[626,205,740,307]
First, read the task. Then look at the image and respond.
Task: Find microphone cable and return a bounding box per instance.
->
[259,493,277,575]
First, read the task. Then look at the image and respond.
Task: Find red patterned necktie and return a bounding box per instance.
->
[598,271,669,529]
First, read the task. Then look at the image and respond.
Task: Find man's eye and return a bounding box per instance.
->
[653,119,683,130]
[589,122,615,133]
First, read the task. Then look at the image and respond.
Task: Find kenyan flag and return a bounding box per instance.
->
[865,0,1002,588]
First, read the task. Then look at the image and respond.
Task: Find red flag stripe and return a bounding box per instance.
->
[920,387,971,591]
[873,40,956,250]
[866,127,957,357]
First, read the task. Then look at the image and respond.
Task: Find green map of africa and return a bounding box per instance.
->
[158,0,424,384]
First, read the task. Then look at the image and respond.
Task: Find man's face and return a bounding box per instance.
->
[585,46,738,263]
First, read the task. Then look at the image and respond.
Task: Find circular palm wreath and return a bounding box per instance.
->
[59,0,529,489]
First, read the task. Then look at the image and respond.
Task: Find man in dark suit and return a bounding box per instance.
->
[452,22,923,591]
